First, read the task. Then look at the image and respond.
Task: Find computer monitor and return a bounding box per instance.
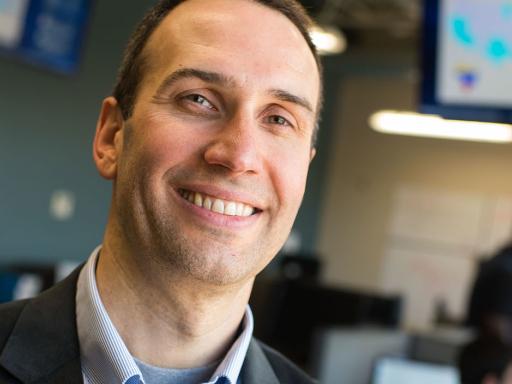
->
[0,0,92,74]
[312,328,409,384]
[372,357,460,384]
[421,0,512,122]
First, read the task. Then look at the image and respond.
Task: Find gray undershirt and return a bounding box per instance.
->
[135,358,219,384]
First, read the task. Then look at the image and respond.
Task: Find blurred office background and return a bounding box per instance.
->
[2,0,512,383]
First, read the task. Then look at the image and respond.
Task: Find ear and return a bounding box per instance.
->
[309,148,316,163]
[93,97,125,179]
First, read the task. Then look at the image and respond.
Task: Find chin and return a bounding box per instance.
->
[149,242,263,286]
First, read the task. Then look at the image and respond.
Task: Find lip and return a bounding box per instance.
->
[171,184,263,228]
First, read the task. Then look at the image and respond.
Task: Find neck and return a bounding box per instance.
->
[95,238,253,368]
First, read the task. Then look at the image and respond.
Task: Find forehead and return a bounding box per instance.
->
[140,0,320,108]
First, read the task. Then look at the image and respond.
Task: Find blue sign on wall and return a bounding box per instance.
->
[0,0,92,74]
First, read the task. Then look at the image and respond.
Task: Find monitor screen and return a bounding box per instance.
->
[314,329,408,384]
[372,357,460,384]
[0,0,92,74]
[421,0,512,122]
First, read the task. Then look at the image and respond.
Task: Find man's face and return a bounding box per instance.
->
[109,0,320,285]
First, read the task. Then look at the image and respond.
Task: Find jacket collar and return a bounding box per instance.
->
[0,267,83,383]
[241,340,280,384]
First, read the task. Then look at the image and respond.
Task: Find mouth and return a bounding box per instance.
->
[178,188,260,217]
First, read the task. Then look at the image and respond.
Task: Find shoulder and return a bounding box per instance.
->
[0,268,83,383]
[0,265,82,352]
[256,340,318,384]
[0,299,30,349]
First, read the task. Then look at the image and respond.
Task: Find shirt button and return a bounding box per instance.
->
[125,375,143,384]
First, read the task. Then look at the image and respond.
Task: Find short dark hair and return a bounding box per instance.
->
[112,0,323,142]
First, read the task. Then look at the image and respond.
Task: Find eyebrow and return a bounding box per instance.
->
[269,89,314,114]
[156,68,236,94]
[155,67,314,114]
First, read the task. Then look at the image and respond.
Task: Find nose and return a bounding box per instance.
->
[203,115,262,175]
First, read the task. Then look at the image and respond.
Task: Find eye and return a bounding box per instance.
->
[184,94,216,110]
[267,115,293,127]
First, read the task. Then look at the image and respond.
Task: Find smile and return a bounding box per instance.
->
[178,189,257,217]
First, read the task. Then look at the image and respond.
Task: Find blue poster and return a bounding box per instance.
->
[0,0,92,74]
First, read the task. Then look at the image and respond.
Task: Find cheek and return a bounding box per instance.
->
[134,118,204,171]
[270,146,310,211]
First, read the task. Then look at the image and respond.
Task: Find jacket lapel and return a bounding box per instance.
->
[0,267,83,383]
[241,340,280,384]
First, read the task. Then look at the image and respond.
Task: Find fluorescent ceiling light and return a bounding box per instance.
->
[369,110,512,143]
[309,25,347,55]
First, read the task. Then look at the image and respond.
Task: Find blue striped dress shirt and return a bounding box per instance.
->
[76,246,254,384]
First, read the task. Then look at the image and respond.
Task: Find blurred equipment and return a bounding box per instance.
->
[0,260,80,303]
[0,265,53,303]
[372,357,460,384]
[409,328,473,366]
[279,255,322,281]
[0,0,93,74]
[0,273,19,302]
[250,272,403,371]
[312,327,469,384]
[313,328,408,384]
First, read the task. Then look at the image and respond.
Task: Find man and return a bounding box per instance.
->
[0,0,322,382]
[466,244,512,346]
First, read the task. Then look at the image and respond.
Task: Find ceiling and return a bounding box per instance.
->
[300,0,422,43]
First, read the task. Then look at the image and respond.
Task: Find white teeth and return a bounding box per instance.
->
[180,189,256,217]
[203,196,213,210]
[212,199,224,214]
[243,205,254,217]
[194,193,203,207]
[225,202,237,216]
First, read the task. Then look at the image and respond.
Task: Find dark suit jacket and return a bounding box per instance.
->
[0,268,316,384]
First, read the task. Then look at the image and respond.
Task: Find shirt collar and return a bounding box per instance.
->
[210,306,253,384]
[76,246,253,384]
